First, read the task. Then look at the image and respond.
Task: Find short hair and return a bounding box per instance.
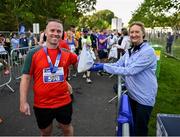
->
[70,25,75,28]
[100,29,105,33]
[121,27,127,32]
[83,28,89,33]
[46,19,62,26]
[129,21,146,38]
[121,28,128,36]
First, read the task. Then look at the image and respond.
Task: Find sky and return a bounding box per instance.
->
[94,0,144,26]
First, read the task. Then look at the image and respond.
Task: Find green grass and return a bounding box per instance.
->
[148,53,180,136]
[172,46,180,59]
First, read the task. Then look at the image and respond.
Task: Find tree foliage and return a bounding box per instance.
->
[129,0,180,29]
[0,0,96,31]
[78,9,115,30]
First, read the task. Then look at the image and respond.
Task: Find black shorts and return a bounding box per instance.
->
[98,49,108,59]
[33,102,72,129]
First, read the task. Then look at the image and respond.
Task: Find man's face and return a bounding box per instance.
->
[45,21,63,46]
[13,34,16,38]
[129,25,144,45]
[83,31,88,38]
[71,27,75,34]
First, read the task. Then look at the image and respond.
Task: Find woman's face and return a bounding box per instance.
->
[129,25,144,46]
[67,31,72,38]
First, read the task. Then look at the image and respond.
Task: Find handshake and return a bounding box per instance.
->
[89,63,104,71]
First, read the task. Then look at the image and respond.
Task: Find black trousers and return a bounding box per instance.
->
[166,43,172,54]
[129,97,153,136]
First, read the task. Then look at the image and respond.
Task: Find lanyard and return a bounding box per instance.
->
[43,46,61,73]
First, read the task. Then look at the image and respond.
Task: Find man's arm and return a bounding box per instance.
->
[19,74,31,115]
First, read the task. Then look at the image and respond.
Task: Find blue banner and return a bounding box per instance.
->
[19,23,25,34]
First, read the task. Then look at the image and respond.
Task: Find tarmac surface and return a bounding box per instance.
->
[0,72,118,136]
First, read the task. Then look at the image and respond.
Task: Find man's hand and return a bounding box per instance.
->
[20,102,31,116]
[89,63,104,71]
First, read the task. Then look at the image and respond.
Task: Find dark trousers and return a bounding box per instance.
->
[129,97,153,136]
[166,43,172,54]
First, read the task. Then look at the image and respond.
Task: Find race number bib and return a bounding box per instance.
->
[43,67,64,83]
[70,44,76,53]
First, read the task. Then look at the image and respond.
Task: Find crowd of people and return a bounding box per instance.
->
[0,30,39,75]
[0,19,159,136]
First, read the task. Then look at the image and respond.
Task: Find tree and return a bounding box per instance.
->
[129,0,180,29]
[0,0,35,31]
[76,0,96,13]
[94,10,115,25]
[0,0,97,31]
[78,9,115,30]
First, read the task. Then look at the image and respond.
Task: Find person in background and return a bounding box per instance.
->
[117,28,131,58]
[90,29,98,55]
[166,32,174,54]
[78,28,93,84]
[97,29,109,63]
[59,31,76,100]
[4,37,11,55]
[107,29,118,62]
[66,30,78,80]
[0,34,10,75]
[97,29,109,76]
[0,34,11,55]
[39,29,46,46]
[89,21,158,136]
[19,19,77,136]
[19,33,29,56]
[70,25,76,38]
[74,30,81,55]
[59,39,70,51]
[66,30,76,53]
[28,29,37,47]
[19,33,28,48]
[10,33,20,64]
[10,33,19,49]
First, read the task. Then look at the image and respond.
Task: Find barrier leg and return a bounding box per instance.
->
[6,84,15,92]
[122,123,130,136]
[108,95,118,103]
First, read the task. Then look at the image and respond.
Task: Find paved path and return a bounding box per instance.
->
[0,72,118,136]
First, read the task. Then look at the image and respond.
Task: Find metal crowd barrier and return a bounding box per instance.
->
[10,47,34,80]
[0,50,14,92]
[117,75,130,136]
[108,75,130,136]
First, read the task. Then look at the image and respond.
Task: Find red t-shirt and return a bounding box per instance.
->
[22,46,77,108]
[59,39,70,50]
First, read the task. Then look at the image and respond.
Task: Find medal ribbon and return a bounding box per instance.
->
[43,46,61,73]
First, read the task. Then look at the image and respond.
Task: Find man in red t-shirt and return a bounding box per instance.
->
[19,19,77,136]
